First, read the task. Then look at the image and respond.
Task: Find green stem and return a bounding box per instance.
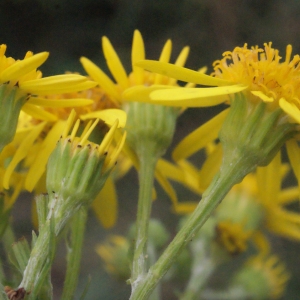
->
[131,142,157,290]
[147,243,160,300]
[61,207,88,300]
[19,218,55,299]
[130,156,254,300]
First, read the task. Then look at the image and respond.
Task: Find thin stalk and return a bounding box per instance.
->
[130,156,254,300]
[61,207,88,300]
[131,142,157,291]
[19,219,55,299]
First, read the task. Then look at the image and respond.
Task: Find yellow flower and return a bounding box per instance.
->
[79,30,198,203]
[0,45,97,151]
[137,43,300,165]
[80,30,197,107]
[1,85,126,228]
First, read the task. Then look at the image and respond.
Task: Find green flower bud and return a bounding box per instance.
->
[232,254,290,299]
[46,110,126,234]
[124,102,178,159]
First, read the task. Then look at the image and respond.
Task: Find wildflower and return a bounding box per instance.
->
[232,253,290,299]
[80,30,202,203]
[18,110,126,296]
[138,43,300,166]
[2,86,126,228]
[46,110,126,232]
[0,45,96,152]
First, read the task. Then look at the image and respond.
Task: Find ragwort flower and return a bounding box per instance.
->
[0,45,96,152]
[138,43,300,168]
[2,85,126,228]
[80,30,201,202]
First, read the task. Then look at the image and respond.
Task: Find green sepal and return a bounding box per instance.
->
[9,237,31,274]
[220,93,297,174]
[35,194,49,228]
[125,102,178,159]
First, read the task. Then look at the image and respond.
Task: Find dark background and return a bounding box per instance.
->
[1,0,300,299]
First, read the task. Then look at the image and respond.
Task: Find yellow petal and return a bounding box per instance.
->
[178,159,202,194]
[80,109,127,128]
[28,97,94,107]
[256,152,281,204]
[150,85,247,107]
[102,36,129,89]
[173,109,229,161]
[279,97,300,123]
[3,122,46,189]
[156,159,185,183]
[266,216,300,240]
[0,52,49,83]
[278,187,299,205]
[198,143,223,190]
[173,202,197,214]
[80,56,121,103]
[131,30,145,85]
[286,139,300,184]
[25,121,66,191]
[168,46,190,86]
[251,91,274,102]
[155,39,172,84]
[122,84,175,103]
[155,166,178,205]
[19,74,97,95]
[91,177,117,228]
[136,60,232,86]
[22,103,58,122]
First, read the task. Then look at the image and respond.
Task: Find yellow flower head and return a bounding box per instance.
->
[80,30,192,107]
[80,30,191,203]
[0,45,98,152]
[212,43,300,121]
[0,44,97,105]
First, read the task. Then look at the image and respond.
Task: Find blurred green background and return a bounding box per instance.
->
[1,0,300,299]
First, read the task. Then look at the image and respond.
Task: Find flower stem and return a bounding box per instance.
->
[19,218,55,299]
[131,141,158,291]
[61,206,88,300]
[130,155,254,300]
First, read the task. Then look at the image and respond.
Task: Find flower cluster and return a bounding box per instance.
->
[0,33,299,300]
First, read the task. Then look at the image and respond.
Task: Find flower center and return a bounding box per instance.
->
[212,43,300,109]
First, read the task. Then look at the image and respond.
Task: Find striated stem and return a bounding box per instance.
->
[130,156,254,300]
[131,141,157,290]
[61,207,88,300]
